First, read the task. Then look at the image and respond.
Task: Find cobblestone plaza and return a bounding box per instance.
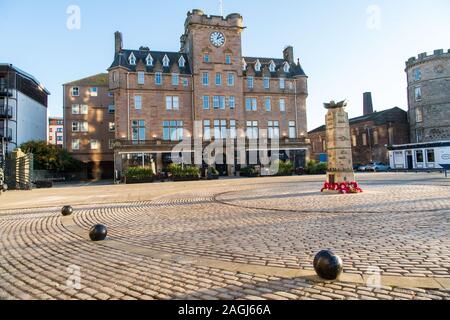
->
[0,173,449,300]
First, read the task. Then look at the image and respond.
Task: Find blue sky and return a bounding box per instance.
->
[0,0,449,129]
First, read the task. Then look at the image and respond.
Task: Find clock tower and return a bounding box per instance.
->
[181,9,245,125]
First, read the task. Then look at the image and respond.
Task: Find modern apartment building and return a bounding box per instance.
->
[0,64,49,164]
[63,73,115,179]
[48,117,64,147]
[108,9,310,177]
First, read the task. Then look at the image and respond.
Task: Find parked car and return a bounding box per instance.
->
[366,162,391,172]
[355,164,368,172]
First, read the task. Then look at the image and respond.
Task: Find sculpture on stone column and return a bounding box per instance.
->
[321,100,363,194]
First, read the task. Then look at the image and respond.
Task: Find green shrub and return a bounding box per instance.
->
[240,166,259,177]
[168,164,200,178]
[124,167,154,180]
[207,167,219,176]
[276,160,294,176]
[305,160,327,175]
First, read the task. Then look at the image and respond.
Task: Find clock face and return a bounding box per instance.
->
[210,31,225,47]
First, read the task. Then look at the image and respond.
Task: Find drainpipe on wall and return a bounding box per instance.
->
[127,72,130,140]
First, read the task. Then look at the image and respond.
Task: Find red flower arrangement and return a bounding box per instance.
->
[321,181,363,194]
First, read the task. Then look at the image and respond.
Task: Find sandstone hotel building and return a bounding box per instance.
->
[67,9,310,178]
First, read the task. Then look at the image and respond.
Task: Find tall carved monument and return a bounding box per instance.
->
[321,100,362,193]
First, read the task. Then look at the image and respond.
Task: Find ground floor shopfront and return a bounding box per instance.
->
[388,141,450,170]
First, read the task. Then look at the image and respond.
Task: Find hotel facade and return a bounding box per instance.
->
[87,10,310,177]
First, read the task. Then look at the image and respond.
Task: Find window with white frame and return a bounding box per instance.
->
[203,54,210,63]
[246,98,257,111]
[247,76,254,89]
[225,54,232,65]
[255,59,261,72]
[227,73,235,86]
[202,72,209,86]
[215,73,222,86]
[229,96,235,109]
[80,104,88,115]
[283,62,290,73]
[89,87,98,97]
[146,54,153,66]
[90,139,99,150]
[138,72,145,85]
[108,105,115,114]
[109,122,115,132]
[265,98,271,112]
[279,98,286,112]
[203,120,211,140]
[163,120,183,141]
[263,77,270,89]
[155,72,162,85]
[246,121,259,139]
[182,78,189,87]
[268,121,280,139]
[213,96,225,110]
[269,61,276,72]
[71,87,79,97]
[72,121,88,132]
[214,120,227,139]
[415,87,422,101]
[352,135,357,147]
[289,121,296,138]
[178,56,186,68]
[132,120,145,141]
[72,139,80,150]
[280,78,286,89]
[415,150,424,163]
[416,107,423,122]
[72,104,80,115]
[162,54,170,67]
[112,72,118,82]
[134,95,142,109]
[166,96,179,110]
[242,58,247,70]
[172,73,179,86]
[129,53,136,65]
[229,120,237,139]
[203,96,210,110]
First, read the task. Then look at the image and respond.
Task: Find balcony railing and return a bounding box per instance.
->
[0,106,12,119]
[0,128,13,141]
[0,86,13,97]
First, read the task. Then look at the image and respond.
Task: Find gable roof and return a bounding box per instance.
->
[64,73,109,86]
[109,49,192,75]
[308,107,407,134]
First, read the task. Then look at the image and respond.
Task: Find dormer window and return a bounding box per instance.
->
[269,61,276,72]
[242,58,247,71]
[255,59,262,72]
[162,54,170,67]
[129,53,136,65]
[283,62,290,73]
[146,54,153,66]
[178,56,186,68]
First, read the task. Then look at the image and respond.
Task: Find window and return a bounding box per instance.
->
[279,98,286,112]
[362,133,367,146]
[225,54,232,65]
[146,54,153,66]
[162,54,170,67]
[108,105,115,114]
[57,136,63,142]
[227,73,235,86]
[230,120,236,139]
[172,73,179,86]
[264,77,270,89]
[72,104,80,115]
[373,130,379,145]
[214,120,227,139]
[246,121,259,139]
[57,128,63,133]
[416,107,423,122]
[109,139,115,150]
[352,135,357,147]
[245,98,257,111]
[90,139,99,150]
[203,120,211,140]
[155,72,162,85]
[138,72,145,85]
[265,98,271,112]
[247,76,254,89]
[416,129,423,142]
[279,78,285,89]
[322,140,326,151]
[414,68,421,81]
[289,121,296,139]
[182,78,189,87]
[112,72,118,82]
[129,53,136,65]
[132,120,145,141]
[109,122,115,132]
[163,120,183,141]
[269,61,276,72]
[72,139,80,150]
[178,56,186,68]
[213,96,219,110]
[202,72,209,86]
[72,121,88,132]
[203,54,210,63]
[415,150,424,163]
[203,96,210,110]
[426,149,435,163]
[229,96,235,109]
[134,95,142,109]
[166,96,179,110]
[255,59,261,72]
[268,121,280,139]
[80,104,88,115]
[242,58,247,71]
[219,96,225,110]
[215,73,222,86]
[71,87,79,97]
[89,87,98,97]
[283,62,290,73]
[415,87,422,101]
[388,127,394,144]
[108,92,114,97]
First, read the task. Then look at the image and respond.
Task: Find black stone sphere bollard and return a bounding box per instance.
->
[313,250,343,280]
[89,224,108,241]
[61,206,73,216]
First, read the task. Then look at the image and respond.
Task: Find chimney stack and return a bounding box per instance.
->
[363,92,374,115]
[283,46,294,64]
[115,31,123,54]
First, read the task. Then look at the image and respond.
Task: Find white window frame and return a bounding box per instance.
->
[415,87,422,102]
[280,78,286,90]
[203,120,211,140]
[109,122,115,132]
[155,72,162,85]
[416,107,423,123]
[269,61,276,72]
[71,87,79,97]
[80,104,88,115]
[202,72,209,86]
[90,139,99,150]
[263,77,270,89]
[71,104,80,115]
[265,97,271,112]
[178,56,186,68]
[255,59,262,72]
[129,53,136,65]
[227,73,235,86]
[229,96,235,109]
[72,139,80,150]
[137,72,145,85]
[283,62,290,73]
[89,87,98,97]
[288,121,296,139]
[146,54,153,66]
[166,96,179,110]
[134,95,142,109]
[162,54,170,67]
[172,73,179,86]
[247,76,254,89]
[108,105,115,114]
[215,73,222,86]
[226,54,232,65]
[279,98,286,112]
[203,96,209,110]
